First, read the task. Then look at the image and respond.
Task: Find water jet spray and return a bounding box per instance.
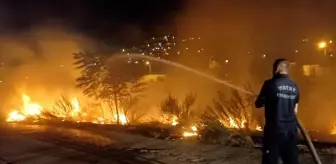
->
[110,54,322,163]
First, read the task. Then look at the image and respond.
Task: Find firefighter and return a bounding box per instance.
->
[255,59,299,164]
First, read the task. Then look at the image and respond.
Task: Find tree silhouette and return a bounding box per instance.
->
[74,52,145,124]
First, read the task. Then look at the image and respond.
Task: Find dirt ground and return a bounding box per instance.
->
[1,123,336,164]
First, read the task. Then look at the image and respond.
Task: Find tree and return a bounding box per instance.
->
[74,52,108,98]
[74,52,145,124]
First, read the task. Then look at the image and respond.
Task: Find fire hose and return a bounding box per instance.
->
[250,94,321,163]
[296,118,322,164]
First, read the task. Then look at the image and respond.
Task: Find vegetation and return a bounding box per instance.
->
[160,93,197,125]
[203,85,256,131]
[73,52,146,124]
[199,85,257,146]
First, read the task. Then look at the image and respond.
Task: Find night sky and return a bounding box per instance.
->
[1,0,336,51]
[0,0,184,45]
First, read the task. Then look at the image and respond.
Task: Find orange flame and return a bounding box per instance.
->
[7,94,42,122]
[171,116,178,126]
[183,125,198,138]
[114,114,128,125]
[71,98,80,117]
[228,117,239,128]
[22,94,42,116]
[7,111,26,122]
[331,125,336,135]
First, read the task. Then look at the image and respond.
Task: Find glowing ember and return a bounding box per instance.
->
[119,114,128,125]
[331,125,336,135]
[113,114,128,125]
[183,131,197,137]
[96,117,105,124]
[229,117,239,129]
[183,125,198,138]
[256,125,262,131]
[98,117,104,121]
[191,125,197,132]
[171,116,178,126]
[7,111,26,122]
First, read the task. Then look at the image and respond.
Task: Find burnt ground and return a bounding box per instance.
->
[1,123,336,164]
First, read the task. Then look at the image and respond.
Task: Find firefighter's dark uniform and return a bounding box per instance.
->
[255,74,300,164]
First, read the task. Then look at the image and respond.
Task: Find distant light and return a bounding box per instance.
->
[197,50,201,53]
[330,40,333,44]
[147,44,150,47]
[262,54,267,58]
[0,80,2,83]
[127,60,131,63]
[247,52,250,54]
[302,38,309,42]
[141,53,145,55]
[145,61,150,65]
[177,51,180,54]
[135,61,139,64]
[225,60,229,63]
[185,48,189,50]
[318,41,327,49]
[25,77,29,79]
[295,50,299,53]
[122,49,125,52]
[127,53,130,55]
[330,54,333,57]
[198,37,201,39]
[60,65,64,67]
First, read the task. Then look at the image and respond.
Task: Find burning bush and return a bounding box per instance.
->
[203,87,258,131]
[45,95,87,121]
[121,95,146,124]
[198,86,258,146]
[160,93,197,126]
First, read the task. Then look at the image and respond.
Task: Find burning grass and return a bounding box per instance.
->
[6,93,129,125]
[6,89,263,144]
[202,89,261,132]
